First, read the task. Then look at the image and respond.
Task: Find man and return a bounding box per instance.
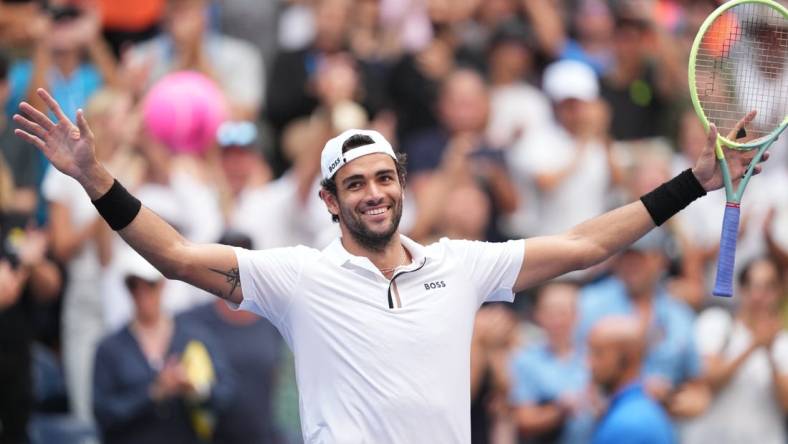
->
[508,59,616,236]
[510,282,594,444]
[0,49,38,215]
[14,88,762,442]
[684,257,788,444]
[577,228,707,418]
[178,231,285,444]
[125,0,263,118]
[588,316,675,444]
[93,249,234,444]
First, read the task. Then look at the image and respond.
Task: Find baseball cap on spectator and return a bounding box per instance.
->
[542,60,599,103]
[119,249,163,284]
[217,120,263,155]
[320,129,398,180]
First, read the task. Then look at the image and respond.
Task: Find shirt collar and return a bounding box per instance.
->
[609,380,644,407]
[323,234,432,275]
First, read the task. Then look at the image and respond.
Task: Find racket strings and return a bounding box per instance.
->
[695,3,787,142]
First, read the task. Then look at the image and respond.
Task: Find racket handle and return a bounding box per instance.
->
[713,203,740,297]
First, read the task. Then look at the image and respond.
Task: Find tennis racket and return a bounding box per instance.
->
[688,0,788,297]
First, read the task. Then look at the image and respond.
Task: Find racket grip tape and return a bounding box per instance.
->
[713,203,740,297]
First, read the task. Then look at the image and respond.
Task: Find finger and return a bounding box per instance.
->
[12,114,48,139]
[761,151,770,163]
[706,123,718,149]
[19,102,55,131]
[726,110,757,140]
[76,108,93,140]
[36,88,72,125]
[14,129,48,153]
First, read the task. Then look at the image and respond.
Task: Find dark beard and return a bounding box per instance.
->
[339,198,403,253]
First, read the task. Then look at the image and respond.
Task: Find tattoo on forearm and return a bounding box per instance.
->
[209,267,241,300]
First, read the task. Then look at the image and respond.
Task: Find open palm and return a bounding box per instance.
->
[692,111,769,192]
[13,88,97,181]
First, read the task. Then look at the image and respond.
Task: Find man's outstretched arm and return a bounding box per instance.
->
[514,112,766,293]
[14,88,243,304]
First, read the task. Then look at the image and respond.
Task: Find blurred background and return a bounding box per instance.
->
[1,0,787,443]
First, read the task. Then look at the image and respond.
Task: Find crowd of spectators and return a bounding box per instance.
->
[1,0,787,443]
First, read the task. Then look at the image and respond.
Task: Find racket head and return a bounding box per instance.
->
[688,0,788,153]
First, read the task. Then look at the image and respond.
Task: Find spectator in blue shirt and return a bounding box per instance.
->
[509,282,595,444]
[93,250,234,444]
[589,315,675,444]
[5,5,116,121]
[577,228,708,418]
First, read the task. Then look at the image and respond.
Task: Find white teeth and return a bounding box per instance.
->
[365,207,387,216]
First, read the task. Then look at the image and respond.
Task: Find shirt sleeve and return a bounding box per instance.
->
[41,167,70,203]
[694,307,732,356]
[442,238,524,305]
[233,245,313,324]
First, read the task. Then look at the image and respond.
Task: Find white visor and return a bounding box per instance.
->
[320,129,398,180]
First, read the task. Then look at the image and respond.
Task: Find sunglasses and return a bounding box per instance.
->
[217,121,258,148]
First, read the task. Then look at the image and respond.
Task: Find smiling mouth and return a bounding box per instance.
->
[363,206,389,216]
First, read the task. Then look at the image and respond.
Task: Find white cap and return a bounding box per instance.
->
[320,129,398,181]
[119,248,164,282]
[542,60,599,103]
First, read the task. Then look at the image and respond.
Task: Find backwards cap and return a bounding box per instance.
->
[320,129,397,181]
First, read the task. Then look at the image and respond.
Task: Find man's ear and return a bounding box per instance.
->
[319,189,340,218]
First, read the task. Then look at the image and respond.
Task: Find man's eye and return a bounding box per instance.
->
[380,176,393,183]
[347,182,361,190]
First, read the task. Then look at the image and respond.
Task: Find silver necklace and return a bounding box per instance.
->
[379,247,408,274]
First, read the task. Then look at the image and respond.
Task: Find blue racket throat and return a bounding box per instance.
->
[713,203,741,297]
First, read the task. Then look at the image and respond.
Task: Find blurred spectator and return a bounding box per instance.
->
[214,0,279,73]
[229,116,338,250]
[578,228,709,419]
[214,120,271,221]
[564,0,616,75]
[599,7,684,141]
[508,60,618,236]
[0,181,62,444]
[683,257,788,444]
[484,21,551,149]
[267,0,389,175]
[483,21,553,238]
[471,304,518,444]
[178,230,285,444]
[386,0,484,144]
[509,282,595,444]
[402,69,517,242]
[0,1,42,47]
[0,48,38,215]
[125,0,263,118]
[7,1,117,120]
[622,143,706,310]
[93,250,234,444]
[98,0,164,56]
[588,315,676,444]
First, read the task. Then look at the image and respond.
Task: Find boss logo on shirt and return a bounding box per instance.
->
[424,281,446,290]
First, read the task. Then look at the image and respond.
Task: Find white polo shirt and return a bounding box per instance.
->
[234,235,524,443]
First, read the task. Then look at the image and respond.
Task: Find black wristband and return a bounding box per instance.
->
[640,169,706,226]
[91,180,142,231]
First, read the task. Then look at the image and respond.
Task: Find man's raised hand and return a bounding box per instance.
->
[14,88,112,198]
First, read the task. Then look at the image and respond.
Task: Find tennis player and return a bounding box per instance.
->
[14,89,766,443]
